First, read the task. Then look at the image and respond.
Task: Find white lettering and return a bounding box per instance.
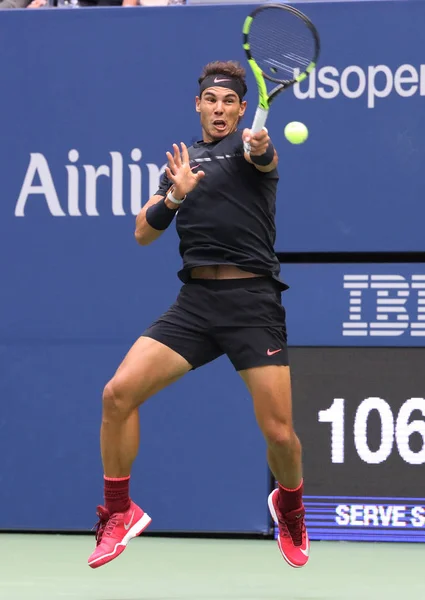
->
[130,149,143,216]
[370,275,409,336]
[411,506,425,527]
[15,153,66,217]
[392,506,407,527]
[394,65,418,97]
[421,65,425,96]
[317,66,339,99]
[350,505,364,526]
[16,151,170,217]
[411,276,425,336]
[293,67,316,99]
[343,274,425,337]
[335,504,350,526]
[293,62,425,108]
[146,162,167,199]
[83,164,110,217]
[363,505,379,526]
[367,65,393,109]
[340,66,366,99]
[378,505,393,527]
[110,152,125,216]
[335,504,413,527]
[66,149,80,217]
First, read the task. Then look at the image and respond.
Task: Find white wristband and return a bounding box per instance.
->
[167,190,186,205]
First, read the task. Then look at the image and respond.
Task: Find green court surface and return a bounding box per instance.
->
[0,535,423,599]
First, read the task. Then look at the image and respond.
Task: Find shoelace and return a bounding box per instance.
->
[277,510,305,547]
[93,519,107,545]
[283,517,305,547]
[92,508,118,545]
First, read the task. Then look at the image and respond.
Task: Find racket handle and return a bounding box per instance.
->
[251,106,269,133]
[244,106,269,153]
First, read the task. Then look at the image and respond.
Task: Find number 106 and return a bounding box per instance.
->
[318,397,425,465]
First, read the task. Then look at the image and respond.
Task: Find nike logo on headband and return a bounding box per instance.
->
[214,77,232,83]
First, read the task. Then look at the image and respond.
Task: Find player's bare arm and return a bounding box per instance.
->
[134,143,204,246]
[243,128,278,172]
[134,194,169,246]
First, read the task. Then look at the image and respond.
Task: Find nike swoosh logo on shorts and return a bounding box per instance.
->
[267,348,282,356]
[124,510,135,531]
[214,77,232,83]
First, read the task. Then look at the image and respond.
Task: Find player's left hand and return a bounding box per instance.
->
[243,127,270,156]
[165,142,205,199]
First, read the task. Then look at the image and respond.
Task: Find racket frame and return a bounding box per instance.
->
[242,3,320,135]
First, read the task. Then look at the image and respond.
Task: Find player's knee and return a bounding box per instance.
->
[102,378,132,421]
[265,422,299,451]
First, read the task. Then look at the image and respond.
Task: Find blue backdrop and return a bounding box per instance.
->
[1,1,425,251]
[283,264,425,346]
[0,1,423,533]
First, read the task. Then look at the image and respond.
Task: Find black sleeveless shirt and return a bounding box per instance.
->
[155,130,287,290]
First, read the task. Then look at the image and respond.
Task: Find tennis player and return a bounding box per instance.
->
[88,60,309,570]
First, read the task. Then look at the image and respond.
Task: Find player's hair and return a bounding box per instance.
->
[198,61,248,98]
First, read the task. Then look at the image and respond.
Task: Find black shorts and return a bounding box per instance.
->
[143,277,289,371]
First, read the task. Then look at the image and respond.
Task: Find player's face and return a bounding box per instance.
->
[196,87,247,142]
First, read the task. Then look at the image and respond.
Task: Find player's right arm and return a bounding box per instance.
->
[134,192,178,246]
[135,142,204,246]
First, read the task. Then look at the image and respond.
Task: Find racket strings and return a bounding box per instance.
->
[248,9,316,82]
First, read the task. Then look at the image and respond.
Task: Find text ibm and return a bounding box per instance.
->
[343,274,425,337]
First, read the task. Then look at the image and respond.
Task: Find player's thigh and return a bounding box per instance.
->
[239,364,294,440]
[106,335,191,411]
[216,322,293,436]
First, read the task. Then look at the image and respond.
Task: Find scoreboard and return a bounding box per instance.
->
[281,347,425,542]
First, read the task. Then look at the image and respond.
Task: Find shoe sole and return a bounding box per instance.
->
[88,512,152,568]
[268,491,307,569]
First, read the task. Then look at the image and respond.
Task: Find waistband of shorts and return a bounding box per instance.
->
[185,275,273,290]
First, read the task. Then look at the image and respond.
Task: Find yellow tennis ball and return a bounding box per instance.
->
[284,121,309,144]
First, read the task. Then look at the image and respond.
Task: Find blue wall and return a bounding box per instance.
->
[0,1,423,532]
[2,1,425,251]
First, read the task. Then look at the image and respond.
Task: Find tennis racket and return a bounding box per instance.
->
[242,3,320,150]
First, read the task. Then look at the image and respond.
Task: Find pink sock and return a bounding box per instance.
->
[104,476,131,514]
[277,479,303,515]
